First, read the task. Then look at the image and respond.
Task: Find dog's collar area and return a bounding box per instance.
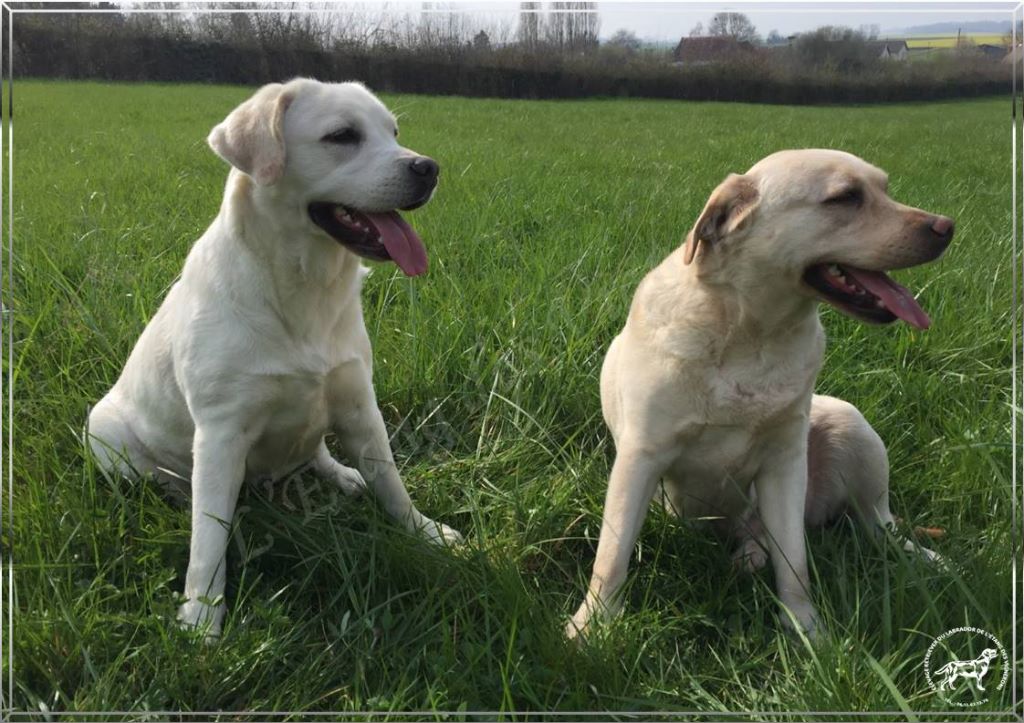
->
[802,262,930,329]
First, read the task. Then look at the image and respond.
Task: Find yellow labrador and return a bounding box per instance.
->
[88,79,461,637]
[567,149,952,640]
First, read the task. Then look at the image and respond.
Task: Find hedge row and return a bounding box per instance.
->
[8,25,1010,104]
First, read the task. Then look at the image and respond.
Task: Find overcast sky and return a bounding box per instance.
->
[417,1,1015,42]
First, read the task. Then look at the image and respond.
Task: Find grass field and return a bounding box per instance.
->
[903,33,1007,49]
[3,81,1019,718]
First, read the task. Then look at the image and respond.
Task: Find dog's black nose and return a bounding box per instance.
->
[409,156,439,180]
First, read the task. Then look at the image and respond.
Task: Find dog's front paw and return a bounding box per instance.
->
[565,602,602,644]
[564,616,588,643]
[779,601,821,642]
[419,518,463,547]
[330,464,367,497]
[914,544,947,569]
[177,597,226,641]
[732,538,769,573]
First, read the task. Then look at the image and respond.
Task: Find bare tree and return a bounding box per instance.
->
[707,12,759,43]
[544,1,599,52]
[413,2,468,50]
[405,1,512,51]
[793,25,878,71]
[689,21,704,37]
[607,28,641,53]
[571,2,601,52]
[545,1,565,48]
[186,2,334,49]
[517,1,540,49]
[859,23,880,40]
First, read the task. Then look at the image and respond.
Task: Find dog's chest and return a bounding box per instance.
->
[236,287,368,478]
[246,372,334,478]
[700,336,821,428]
[663,330,823,509]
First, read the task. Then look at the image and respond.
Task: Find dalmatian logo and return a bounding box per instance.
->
[924,627,1008,707]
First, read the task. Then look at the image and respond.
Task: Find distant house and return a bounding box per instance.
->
[673,36,756,65]
[868,40,909,60]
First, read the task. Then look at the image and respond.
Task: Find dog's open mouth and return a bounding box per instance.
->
[803,263,930,330]
[308,202,428,277]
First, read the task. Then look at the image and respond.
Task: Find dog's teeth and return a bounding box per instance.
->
[875,300,885,308]
[828,265,842,276]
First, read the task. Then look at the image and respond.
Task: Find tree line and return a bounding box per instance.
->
[2,3,1009,104]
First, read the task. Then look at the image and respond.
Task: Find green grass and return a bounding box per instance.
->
[3,80,1019,718]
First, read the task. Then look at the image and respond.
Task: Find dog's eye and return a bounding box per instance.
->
[824,188,863,206]
[393,127,399,138]
[322,128,361,145]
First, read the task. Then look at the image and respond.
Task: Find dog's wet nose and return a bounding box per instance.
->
[409,156,439,181]
[931,215,954,242]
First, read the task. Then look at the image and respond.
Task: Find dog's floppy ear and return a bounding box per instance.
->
[683,173,760,265]
[207,83,296,186]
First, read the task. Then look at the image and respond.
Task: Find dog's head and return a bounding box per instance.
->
[684,149,954,329]
[981,648,998,661]
[208,78,438,276]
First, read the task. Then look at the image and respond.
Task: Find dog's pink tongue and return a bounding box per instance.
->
[365,212,428,276]
[843,267,931,330]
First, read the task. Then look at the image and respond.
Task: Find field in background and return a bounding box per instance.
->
[3,81,1017,716]
[903,33,1007,48]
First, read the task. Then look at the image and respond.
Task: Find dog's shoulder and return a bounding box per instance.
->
[626,255,723,358]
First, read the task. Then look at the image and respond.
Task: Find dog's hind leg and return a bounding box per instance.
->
[86,395,185,491]
[731,395,892,571]
[311,438,366,497]
[87,395,150,479]
[807,395,941,564]
[733,395,941,570]
[86,395,191,499]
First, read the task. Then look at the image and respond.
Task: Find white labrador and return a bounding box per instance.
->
[88,79,461,637]
[567,150,952,640]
